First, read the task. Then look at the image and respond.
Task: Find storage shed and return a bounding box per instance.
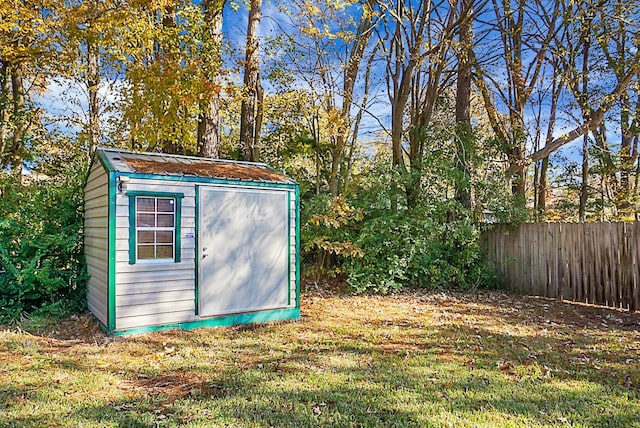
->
[84,148,300,335]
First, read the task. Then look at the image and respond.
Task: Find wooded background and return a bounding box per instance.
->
[1,0,640,319]
[2,0,639,221]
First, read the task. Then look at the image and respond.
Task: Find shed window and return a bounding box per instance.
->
[127,191,183,264]
[136,197,175,260]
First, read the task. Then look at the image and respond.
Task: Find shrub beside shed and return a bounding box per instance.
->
[84,148,300,335]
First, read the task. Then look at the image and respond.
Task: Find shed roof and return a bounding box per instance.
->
[97,148,295,184]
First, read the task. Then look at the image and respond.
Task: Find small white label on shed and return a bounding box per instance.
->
[185,232,195,239]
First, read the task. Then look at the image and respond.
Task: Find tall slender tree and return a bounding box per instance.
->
[381,0,459,209]
[0,0,63,173]
[475,0,560,199]
[534,63,563,219]
[454,0,475,209]
[240,0,263,162]
[198,0,226,158]
[272,0,379,196]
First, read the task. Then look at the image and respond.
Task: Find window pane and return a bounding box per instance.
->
[156,245,173,259]
[157,198,175,213]
[137,197,155,212]
[134,196,178,262]
[137,213,156,227]
[157,214,174,227]
[138,231,155,244]
[138,245,155,259]
[156,231,173,244]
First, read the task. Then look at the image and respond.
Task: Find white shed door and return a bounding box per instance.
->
[198,186,289,317]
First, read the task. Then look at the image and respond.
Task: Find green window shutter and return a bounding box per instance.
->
[175,196,182,262]
[128,195,136,264]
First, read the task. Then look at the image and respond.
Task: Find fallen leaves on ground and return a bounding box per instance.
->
[0,280,639,427]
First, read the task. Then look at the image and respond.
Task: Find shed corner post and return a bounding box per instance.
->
[194,185,200,316]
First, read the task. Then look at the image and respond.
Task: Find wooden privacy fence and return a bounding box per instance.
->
[481,222,640,311]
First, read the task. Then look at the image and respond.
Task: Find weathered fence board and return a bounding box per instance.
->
[481,222,639,311]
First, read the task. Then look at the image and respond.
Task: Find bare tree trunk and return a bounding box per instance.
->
[538,68,562,218]
[532,94,543,216]
[635,136,640,221]
[454,0,473,210]
[343,46,379,193]
[254,81,263,158]
[538,157,549,214]
[198,0,226,159]
[633,91,640,220]
[308,112,321,195]
[87,40,101,154]
[620,99,632,204]
[328,0,376,196]
[240,0,262,162]
[198,97,221,158]
[593,124,620,213]
[9,62,26,176]
[615,77,638,220]
[388,0,422,178]
[579,134,589,221]
[0,61,10,162]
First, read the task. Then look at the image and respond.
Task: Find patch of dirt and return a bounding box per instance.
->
[301,274,350,297]
[133,372,225,402]
[39,313,106,341]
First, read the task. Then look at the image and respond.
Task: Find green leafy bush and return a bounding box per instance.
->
[346,201,483,293]
[0,160,88,324]
[298,157,495,293]
[297,154,507,293]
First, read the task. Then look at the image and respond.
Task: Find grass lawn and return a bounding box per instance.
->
[1,284,639,427]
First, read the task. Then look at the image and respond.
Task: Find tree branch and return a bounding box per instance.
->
[507,60,640,176]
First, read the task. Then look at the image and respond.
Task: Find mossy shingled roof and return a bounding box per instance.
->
[97,148,294,184]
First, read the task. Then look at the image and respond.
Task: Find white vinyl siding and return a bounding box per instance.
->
[84,162,109,326]
[114,178,196,330]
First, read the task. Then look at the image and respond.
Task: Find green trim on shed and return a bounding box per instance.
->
[107,171,117,332]
[111,308,300,336]
[287,190,291,306]
[126,190,184,264]
[295,185,301,308]
[117,172,297,190]
[194,185,200,316]
[175,197,182,262]
[127,194,136,264]
[97,149,116,172]
[93,316,109,334]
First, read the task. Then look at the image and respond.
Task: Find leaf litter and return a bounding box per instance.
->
[0,279,639,426]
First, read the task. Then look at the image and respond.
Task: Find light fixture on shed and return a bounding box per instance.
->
[117,176,130,194]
